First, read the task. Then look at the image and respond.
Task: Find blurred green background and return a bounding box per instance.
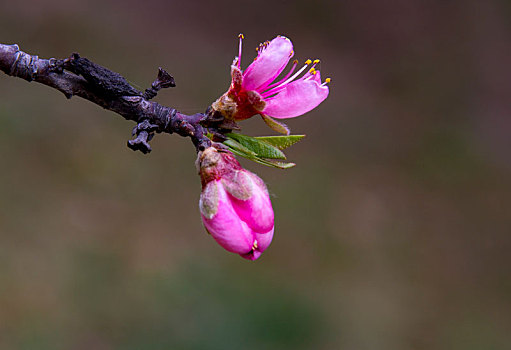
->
[1,0,510,349]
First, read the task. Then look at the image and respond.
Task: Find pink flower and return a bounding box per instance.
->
[198,147,274,260]
[212,34,330,126]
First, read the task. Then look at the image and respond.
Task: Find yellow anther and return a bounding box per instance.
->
[305,59,312,65]
[253,240,258,249]
[313,59,320,64]
[238,33,244,39]
[309,67,316,74]
[289,50,294,57]
[325,78,331,83]
[293,59,298,64]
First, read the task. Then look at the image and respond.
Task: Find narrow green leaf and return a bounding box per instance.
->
[228,147,255,160]
[260,114,290,135]
[227,133,286,160]
[224,134,298,169]
[252,158,296,169]
[223,138,257,158]
[224,140,296,169]
[254,135,306,150]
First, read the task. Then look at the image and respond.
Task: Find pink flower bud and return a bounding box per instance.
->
[198,147,274,260]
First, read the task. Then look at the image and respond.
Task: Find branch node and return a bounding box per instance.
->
[48,58,64,73]
[128,119,161,153]
[127,131,152,154]
[143,67,175,100]
[132,119,159,136]
[9,48,39,82]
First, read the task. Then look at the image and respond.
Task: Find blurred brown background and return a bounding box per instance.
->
[1,0,510,349]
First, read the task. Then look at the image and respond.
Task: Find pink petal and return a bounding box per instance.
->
[239,227,274,261]
[229,171,274,233]
[201,181,254,254]
[240,249,262,261]
[262,76,329,119]
[242,36,294,91]
[254,226,274,252]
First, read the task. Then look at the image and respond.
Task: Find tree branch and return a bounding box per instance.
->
[0,43,228,154]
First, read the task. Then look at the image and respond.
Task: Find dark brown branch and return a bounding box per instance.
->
[0,43,225,154]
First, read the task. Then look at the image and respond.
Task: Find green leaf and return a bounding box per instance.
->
[254,135,305,150]
[223,138,296,169]
[227,133,286,160]
[223,133,302,169]
[223,138,257,158]
[260,114,290,135]
[252,158,296,169]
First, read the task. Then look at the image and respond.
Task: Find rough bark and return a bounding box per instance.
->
[0,43,228,154]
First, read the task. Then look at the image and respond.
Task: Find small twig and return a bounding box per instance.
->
[0,43,228,153]
[143,67,175,100]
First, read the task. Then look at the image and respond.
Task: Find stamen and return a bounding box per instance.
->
[266,60,312,91]
[300,67,319,82]
[322,77,331,86]
[301,61,321,81]
[262,59,299,91]
[308,60,319,71]
[238,34,244,69]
